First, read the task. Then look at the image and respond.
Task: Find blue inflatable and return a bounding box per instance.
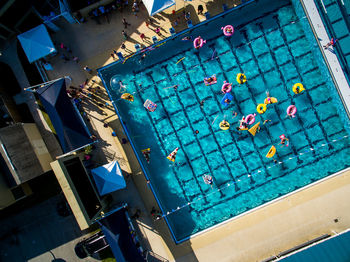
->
[221,93,233,107]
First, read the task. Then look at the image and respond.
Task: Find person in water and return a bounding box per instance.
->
[222,84,231,93]
[182,36,193,41]
[279,135,289,147]
[239,73,246,83]
[265,91,272,104]
[206,76,214,83]
[224,98,231,104]
[221,120,230,127]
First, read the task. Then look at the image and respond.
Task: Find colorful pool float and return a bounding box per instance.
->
[221,81,232,93]
[193,36,206,49]
[236,73,247,84]
[221,25,234,36]
[221,93,233,107]
[144,99,157,112]
[264,97,278,104]
[293,83,305,94]
[244,113,256,125]
[204,75,217,86]
[256,104,267,114]
[266,145,276,158]
[219,120,230,130]
[121,93,134,102]
[287,105,297,118]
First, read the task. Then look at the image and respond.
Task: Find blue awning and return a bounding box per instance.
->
[91,161,126,196]
[143,0,175,16]
[17,24,56,63]
[99,207,145,262]
[36,79,92,153]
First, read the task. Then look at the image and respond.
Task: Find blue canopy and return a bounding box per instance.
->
[17,24,56,63]
[99,207,145,262]
[91,161,126,196]
[143,0,175,16]
[36,79,92,153]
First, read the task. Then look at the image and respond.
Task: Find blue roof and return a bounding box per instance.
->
[282,231,350,262]
[17,24,56,63]
[100,207,145,262]
[143,0,175,16]
[91,161,126,196]
[36,79,92,153]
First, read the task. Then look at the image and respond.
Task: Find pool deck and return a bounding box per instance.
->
[43,0,350,261]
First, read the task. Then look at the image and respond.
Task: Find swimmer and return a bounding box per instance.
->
[139,53,146,63]
[173,85,178,91]
[279,134,289,147]
[263,119,271,125]
[240,74,245,83]
[207,77,214,83]
[222,85,230,93]
[182,36,193,41]
[224,98,231,104]
[195,130,199,134]
[226,27,233,33]
[200,100,205,108]
[232,111,238,118]
[119,80,127,92]
[265,91,272,104]
[295,85,300,94]
[221,120,230,127]
[239,117,248,128]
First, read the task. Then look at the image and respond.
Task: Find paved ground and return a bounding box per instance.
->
[16,0,350,261]
[0,194,98,262]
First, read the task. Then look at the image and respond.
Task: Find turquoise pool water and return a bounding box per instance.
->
[99,0,350,242]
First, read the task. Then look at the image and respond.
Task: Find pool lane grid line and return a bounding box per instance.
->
[163,65,229,195]
[251,22,307,162]
[145,71,210,201]
[192,52,251,187]
[132,80,193,204]
[273,15,333,150]
[160,134,350,218]
[222,37,275,177]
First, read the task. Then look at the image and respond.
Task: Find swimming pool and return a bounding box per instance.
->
[98,0,350,243]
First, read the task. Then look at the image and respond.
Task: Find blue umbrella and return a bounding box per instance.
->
[143,0,175,16]
[91,161,126,196]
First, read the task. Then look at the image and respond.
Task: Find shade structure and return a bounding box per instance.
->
[36,79,92,153]
[91,161,126,196]
[143,0,175,16]
[17,24,56,63]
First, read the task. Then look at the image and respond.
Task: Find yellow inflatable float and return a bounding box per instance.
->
[236,73,247,84]
[121,93,134,102]
[266,145,276,158]
[257,104,267,114]
[293,83,305,94]
[219,120,230,130]
[264,97,278,104]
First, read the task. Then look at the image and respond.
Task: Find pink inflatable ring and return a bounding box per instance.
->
[287,105,297,118]
[193,37,206,49]
[221,25,234,36]
[221,81,232,93]
[244,113,256,125]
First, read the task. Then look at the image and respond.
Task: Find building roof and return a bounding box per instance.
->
[0,123,43,185]
[36,79,92,153]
